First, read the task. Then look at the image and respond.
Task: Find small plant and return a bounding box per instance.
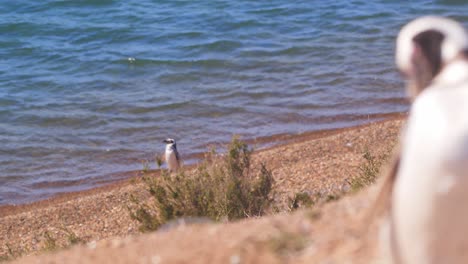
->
[155,155,163,168]
[141,160,151,174]
[0,255,9,262]
[0,242,29,262]
[129,177,137,185]
[288,192,314,211]
[60,227,83,246]
[129,136,275,232]
[325,194,341,202]
[128,195,160,232]
[268,231,309,257]
[305,209,321,221]
[42,231,58,251]
[0,244,14,262]
[5,244,14,258]
[348,147,391,192]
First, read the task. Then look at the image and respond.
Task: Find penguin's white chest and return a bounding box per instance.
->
[165,148,179,171]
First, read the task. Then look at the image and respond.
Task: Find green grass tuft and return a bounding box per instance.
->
[288,192,314,211]
[348,147,391,192]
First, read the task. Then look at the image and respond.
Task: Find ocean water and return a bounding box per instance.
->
[1,0,467,205]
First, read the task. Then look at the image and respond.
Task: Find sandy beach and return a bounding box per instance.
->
[1,116,405,263]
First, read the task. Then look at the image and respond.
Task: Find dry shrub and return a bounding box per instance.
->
[129,136,274,232]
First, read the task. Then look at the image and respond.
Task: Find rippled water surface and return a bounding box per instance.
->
[1,0,467,204]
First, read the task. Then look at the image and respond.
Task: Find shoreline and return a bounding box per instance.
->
[2,111,407,207]
[0,113,405,216]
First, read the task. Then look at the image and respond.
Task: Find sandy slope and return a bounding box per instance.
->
[1,117,404,263]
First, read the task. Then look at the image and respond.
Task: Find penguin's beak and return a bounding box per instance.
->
[163,139,170,143]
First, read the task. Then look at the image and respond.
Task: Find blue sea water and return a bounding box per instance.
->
[0,0,467,205]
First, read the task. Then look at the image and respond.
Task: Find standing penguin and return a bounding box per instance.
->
[163,138,180,172]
